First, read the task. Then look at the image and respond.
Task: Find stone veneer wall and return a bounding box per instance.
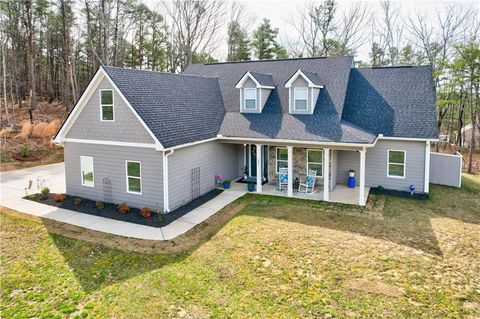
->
[267,146,325,187]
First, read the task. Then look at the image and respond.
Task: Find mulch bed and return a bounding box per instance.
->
[24,189,224,228]
[369,187,429,200]
[235,177,268,185]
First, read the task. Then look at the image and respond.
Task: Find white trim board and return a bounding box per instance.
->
[62,138,156,149]
[54,66,164,151]
[285,69,323,88]
[235,71,275,89]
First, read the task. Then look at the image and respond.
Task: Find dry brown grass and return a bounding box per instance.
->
[0,127,13,138]
[13,121,33,139]
[43,119,61,137]
[31,122,48,138]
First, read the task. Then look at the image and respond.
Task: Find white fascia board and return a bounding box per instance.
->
[376,134,439,142]
[285,69,323,89]
[217,136,375,148]
[163,137,218,151]
[63,138,155,148]
[54,68,105,143]
[235,71,274,89]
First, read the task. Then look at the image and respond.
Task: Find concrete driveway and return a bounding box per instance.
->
[1,163,245,240]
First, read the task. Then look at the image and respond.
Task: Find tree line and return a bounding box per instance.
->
[0,0,479,172]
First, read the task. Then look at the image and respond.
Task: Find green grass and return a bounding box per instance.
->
[1,175,479,318]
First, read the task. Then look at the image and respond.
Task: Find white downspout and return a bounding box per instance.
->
[163,149,174,213]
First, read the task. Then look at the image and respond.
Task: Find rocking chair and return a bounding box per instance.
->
[298,170,317,194]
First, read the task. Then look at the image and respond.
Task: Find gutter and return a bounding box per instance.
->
[162,149,174,213]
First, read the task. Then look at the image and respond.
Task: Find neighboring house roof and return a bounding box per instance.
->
[342,66,438,139]
[102,67,224,148]
[248,72,275,87]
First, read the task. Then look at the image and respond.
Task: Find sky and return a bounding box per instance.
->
[147,0,480,62]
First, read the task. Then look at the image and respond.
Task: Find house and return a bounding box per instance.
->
[53,56,438,211]
[460,124,480,147]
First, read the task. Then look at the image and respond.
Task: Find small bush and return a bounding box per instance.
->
[22,143,30,158]
[73,197,82,205]
[95,201,105,209]
[31,122,48,138]
[54,193,65,202]
[139,207,151,219]
[41,187,50,195]
[25,194,38,200]
[117,202,130,214]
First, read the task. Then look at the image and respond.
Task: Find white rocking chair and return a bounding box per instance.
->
[298,170,317,194]
[278,168,288,191]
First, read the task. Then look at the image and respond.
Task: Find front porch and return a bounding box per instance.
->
[228,181,370,205]
[226,141,369,206]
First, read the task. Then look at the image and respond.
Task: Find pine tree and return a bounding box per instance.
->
[251,18,286,60]
[227,21,250,61]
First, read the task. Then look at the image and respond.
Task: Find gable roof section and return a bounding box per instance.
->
[342,66,438,139]
[285,69,323,88]
[102,67,225,148]
[235,71,275,88]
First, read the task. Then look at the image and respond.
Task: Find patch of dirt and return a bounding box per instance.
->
[345,279,401,297]
[0,201,247,255]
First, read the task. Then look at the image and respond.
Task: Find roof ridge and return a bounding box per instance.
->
[197,55,353,66]
[357,65,432,70]
[101,65,218,80]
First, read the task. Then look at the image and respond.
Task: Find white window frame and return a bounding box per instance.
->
[99,89,114,122]
[125,160,142,194]
[387,149,406,179]
[306,149,323,178]
[80,156,94,187]
[244,88,257,110]
[294,87,308,111]
[275,147,288,174]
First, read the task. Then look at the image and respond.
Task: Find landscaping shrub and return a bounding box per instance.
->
[95,201,105,209]
[139,207,151,219]
[117,203,130,214]
[41,187,50,195]
[25,194,38,200]
[73,197,82,205]
[54,193,65,202]
[22,144,30,158]
[31,122,48,138]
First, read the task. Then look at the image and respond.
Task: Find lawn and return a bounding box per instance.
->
[1,176,479,318]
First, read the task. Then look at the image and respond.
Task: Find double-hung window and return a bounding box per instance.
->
[307,149,323,177]
[387,150,406,178]
[126,161,142,194]
[276,148,288,173]
[100,89,114,121]
[244,88,257,110]
[294,87,308,110]
[80,156,94,187]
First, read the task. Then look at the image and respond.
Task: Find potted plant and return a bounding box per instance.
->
[215,175,223,187]
[349,169,355,177]
[247,183,255,192]
[223,180,231,189]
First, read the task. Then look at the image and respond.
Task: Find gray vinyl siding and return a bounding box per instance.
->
[67,77,154,143]
[290,77,312,114]
[366,140,425,192]
[64,142,163,209]
[260,88,271,109]
[168,141,239,210]
[336,140,426,192]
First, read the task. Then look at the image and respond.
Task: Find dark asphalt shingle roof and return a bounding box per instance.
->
[102,66,224,148]
[342,66,438,139]
[248,72,275,87]
[95,58,437,148]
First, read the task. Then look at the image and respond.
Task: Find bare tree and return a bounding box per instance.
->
[334,2,370,56]
[163,0,225,71]
[376,1,402,66]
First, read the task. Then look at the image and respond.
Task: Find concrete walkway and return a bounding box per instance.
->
[0,163,246,240]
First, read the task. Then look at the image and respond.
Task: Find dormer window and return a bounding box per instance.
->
[235,71,275,113]
[244,88,257,110]
[285,70,323,115]
[294,87,308,111]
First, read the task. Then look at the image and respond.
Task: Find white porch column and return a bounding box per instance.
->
[287,146,293,197]
[424,141,430,193]
[323,148,330,201]
[359,149,366,206]
[256,144,263,193]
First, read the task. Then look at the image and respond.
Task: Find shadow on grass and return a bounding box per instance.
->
[236,176,479,257]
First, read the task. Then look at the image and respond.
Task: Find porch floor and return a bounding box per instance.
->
[228,181,370,205]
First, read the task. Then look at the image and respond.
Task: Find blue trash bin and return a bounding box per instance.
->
[348,176,355,188]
